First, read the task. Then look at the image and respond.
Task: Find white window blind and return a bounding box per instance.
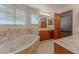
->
[15,9,25,25]
[0,5,25,25]
[0,5,14,25]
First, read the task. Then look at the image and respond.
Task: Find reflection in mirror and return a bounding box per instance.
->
[48,19,53,26]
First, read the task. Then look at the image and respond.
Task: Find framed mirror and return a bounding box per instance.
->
[47,16,53,28]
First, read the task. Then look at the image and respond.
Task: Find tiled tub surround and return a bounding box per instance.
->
[0,30,13,45]
[0,28,34,44]
[55,34,79,54]
[0,29,40,54]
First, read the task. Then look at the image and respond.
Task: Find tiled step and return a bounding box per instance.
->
[54,43,73,54]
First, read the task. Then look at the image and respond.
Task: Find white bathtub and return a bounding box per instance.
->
[0,34,40,54]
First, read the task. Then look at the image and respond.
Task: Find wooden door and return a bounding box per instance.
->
[54,13,61,39]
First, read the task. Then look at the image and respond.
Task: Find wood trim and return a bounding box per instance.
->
[54,43,73,54]
[54,13,61,39]
[71,10,73,35]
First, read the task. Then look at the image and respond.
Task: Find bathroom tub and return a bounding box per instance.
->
[0,34,40,54]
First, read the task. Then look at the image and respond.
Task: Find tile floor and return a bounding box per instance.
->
[35,39,54,54]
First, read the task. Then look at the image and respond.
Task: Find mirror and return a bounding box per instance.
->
[48,19,53,26]
[47,16,53,28]
[39,15,54,29]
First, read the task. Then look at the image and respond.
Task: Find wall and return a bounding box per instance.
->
[26,6,39,28]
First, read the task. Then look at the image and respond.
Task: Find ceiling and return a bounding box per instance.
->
[26,4,69,13]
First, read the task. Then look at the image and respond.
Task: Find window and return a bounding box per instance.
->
[31,15,39,24]
[15,9,25,25]
[0,5,14,25]
[0,5,25,25]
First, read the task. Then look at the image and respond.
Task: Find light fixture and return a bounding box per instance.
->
[40,13,51,16]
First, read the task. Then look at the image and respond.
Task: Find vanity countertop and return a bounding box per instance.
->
[55,34,79,54]
[39,28,54,31]
[39,25,54,31]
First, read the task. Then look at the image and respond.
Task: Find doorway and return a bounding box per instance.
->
[54,10,73,39]
[60,10,72,38]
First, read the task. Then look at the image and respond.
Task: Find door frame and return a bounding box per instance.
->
[54,13,61,39]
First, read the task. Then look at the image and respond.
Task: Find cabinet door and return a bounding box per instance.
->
[50,30,54,38]
[39,31,49,41]
[48,30,54,39]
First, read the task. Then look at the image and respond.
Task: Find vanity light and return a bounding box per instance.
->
[40,13,51,16]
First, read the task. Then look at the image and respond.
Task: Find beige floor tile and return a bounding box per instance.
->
[35,39,54,54]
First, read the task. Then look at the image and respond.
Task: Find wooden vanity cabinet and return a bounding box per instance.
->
[48,30,54,39]
[39,30,49,41]
[39,30,54,41]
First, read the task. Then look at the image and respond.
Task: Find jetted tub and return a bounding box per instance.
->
[0,34,40,54]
